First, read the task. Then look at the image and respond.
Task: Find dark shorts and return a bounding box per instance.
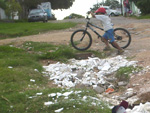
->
[103,29,115,43]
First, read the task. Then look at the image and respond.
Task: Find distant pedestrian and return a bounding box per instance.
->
[123,0,130,17]
[112,100,128,113]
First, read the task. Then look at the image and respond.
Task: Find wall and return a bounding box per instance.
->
[0,7,7,19]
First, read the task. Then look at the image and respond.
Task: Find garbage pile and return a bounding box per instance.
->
[127,102,150,113]
[42,56,150,112]
[43,56,137,88]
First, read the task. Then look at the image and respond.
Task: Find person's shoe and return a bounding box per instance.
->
[118,49,124,55]
[103,46,111,51]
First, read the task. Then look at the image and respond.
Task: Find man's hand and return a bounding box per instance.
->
[87,11,91,14]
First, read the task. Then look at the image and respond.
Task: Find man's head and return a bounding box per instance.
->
[95,7,106,14]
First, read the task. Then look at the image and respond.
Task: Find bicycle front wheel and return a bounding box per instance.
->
[71,29,92,51]
[111,28,131,49]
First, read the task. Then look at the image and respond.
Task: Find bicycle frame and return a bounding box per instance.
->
[84,19,104,39]
[71,16,131,51]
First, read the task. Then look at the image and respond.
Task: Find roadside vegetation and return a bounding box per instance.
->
[116,66,142,81]
[0,22,77,39]
[64,13,85,19]
[0,42,111,113]
[129,14,150,19]
[136,14,150,19]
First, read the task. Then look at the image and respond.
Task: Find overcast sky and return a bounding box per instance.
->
[52,0,103,20]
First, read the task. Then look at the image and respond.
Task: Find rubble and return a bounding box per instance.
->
[42,56,150,112]
[43,56,137,89]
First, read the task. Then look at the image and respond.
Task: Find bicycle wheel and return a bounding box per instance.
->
[71,29,92,51]
[111,28,131,49]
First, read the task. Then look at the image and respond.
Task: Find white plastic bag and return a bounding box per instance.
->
[127,102,150,113]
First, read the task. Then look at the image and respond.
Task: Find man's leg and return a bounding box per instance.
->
[101,37,110,48]
[111,41,124,54]
[111,41,122,50]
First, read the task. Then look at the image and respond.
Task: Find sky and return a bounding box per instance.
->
[52,0,103,20]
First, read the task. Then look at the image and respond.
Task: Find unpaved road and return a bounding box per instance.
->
[1,16,150,102]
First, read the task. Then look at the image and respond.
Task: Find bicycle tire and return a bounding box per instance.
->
[70,29,92,51]
[111,28,131,49]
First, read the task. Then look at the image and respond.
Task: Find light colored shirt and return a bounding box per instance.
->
[95,15,113,31]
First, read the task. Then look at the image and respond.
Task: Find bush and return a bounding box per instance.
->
[64,13,84,19]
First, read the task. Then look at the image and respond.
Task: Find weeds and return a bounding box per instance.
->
[116,66,142,81]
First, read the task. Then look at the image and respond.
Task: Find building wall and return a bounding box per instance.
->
[130,2,141,15]
[0,7,7,19]
[122,1,141,16]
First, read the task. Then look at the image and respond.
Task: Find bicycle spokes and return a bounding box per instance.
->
[112,28,131,49]
[71,30,92,51]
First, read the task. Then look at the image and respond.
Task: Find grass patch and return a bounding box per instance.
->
[22,41,105,62]
[0,42,111,113]
[137,14,150,19]
[0,22,77,39]
[130,14,150,19]
[116,66,142,81]
[22,42,77,62]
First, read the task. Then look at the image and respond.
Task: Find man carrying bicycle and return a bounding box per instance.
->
[89,7,124,55]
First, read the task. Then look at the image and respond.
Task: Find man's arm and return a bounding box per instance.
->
[88,11,95,18]
[90,12,96,18]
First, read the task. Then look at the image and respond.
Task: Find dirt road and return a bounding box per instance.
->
[0,16,150,101]
[1,16,150,66]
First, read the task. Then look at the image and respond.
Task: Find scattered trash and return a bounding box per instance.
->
[127,102,150,113]
[8,66,13,69]
[54,108,64,112]
[43,56,137,88]
[105,88,114,94]
[44,101,54,106]
[112,100,128,113]
[30,79,35,82]
[36,92,43,96]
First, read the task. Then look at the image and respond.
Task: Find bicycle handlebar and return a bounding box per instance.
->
[86,14,91,21]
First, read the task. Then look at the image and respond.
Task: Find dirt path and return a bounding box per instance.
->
[1,16,150,102]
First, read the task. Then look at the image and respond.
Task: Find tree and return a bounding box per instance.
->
[90,0,120,12]
[130,0,150,14]
[18,0,75,19]
[47,0,75,10]
[103,0,120,9]
[0,0,6,9]
[5,0,22,19]
[64,13,84,19]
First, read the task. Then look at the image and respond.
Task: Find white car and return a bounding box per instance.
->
[102,6,121,16]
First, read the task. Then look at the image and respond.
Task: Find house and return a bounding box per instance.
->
[0,7,19,20]
[0,7,7,19]
[122,0,141,16]
[129,1,141,15]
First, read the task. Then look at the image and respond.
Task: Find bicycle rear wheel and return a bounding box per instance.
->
[111,28,131,49]
[70,29,92,51]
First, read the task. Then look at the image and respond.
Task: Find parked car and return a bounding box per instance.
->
[102,6,121,16]
[28,9,48,22]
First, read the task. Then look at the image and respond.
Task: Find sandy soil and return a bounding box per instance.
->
[0,16,150,103]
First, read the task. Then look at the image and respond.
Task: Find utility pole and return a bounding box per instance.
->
[102,0,104,6]
[120,0,123,15]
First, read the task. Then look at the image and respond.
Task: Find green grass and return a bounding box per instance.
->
[137,14,150,19]
[0,42,111,113]
[130,14,150,19]
[116,66,142,81]
[22,41,106,62]
[0,22,77,39]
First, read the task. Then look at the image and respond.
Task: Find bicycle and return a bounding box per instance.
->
[70,15,131,51]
